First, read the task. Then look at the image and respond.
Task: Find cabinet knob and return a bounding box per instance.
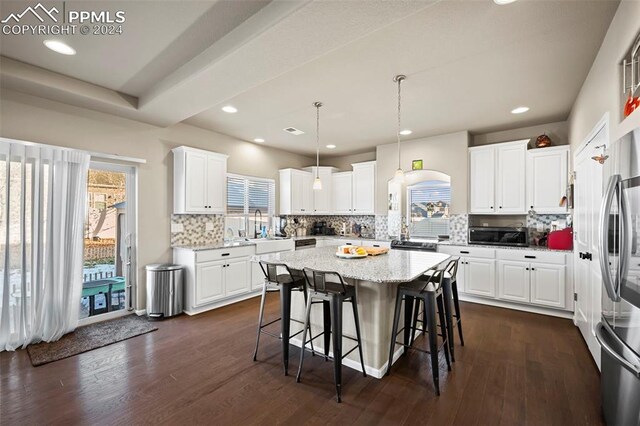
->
[531,268,535,271]
[530,206,534,209]
[499,206,502,209]
[526,267,529,271]
[490,206,494,209]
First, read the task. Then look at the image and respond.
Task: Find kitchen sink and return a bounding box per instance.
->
[243,237,294,254]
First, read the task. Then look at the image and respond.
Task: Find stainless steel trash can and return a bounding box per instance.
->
[146,264,183,319]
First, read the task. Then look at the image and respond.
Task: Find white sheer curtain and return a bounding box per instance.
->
[0,140,90,351]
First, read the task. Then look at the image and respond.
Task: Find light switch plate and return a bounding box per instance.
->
[171,223,184,233]
[205,222,214,231]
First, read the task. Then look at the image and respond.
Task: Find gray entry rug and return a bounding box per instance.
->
[27,315,158,366]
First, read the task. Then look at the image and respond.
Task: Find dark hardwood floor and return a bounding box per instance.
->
[1,296,603,425]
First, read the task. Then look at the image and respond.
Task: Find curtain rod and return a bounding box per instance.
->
[0,137,147,164]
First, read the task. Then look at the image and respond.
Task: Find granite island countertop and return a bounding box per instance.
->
[254,245,450,283]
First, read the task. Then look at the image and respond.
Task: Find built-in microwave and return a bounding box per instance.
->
[468,226,529,247]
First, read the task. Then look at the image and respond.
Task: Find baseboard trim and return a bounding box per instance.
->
[288,336,407,380]
[458,294,574,319]
[184,290,261,316]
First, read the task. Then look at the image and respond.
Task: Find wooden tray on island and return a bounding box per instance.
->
[362,246,389,256]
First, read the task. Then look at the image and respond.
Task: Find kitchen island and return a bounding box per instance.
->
[254,246,450,378]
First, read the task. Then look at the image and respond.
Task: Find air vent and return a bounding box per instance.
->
[283,127,305,135]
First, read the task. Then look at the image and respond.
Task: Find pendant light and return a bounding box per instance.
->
[312,101,323,190]
[393,75,406,181]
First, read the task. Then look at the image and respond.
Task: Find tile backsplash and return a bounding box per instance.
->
[448,214,469,244]
[283,215,375,238]
[171,214,225,246]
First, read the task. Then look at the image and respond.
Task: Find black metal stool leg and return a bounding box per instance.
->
[351,294,367,377]
[441,279,456,362]
[280,284,293,376]
[426,293,440,396]
[301,286,315,356]
[386,289,403,376]
[410,299,420,346]
[403,295,415,356]
[296,295,314,383]
[330,297,343,403]
[253,282,268,361]
[323,300,331,361]
[452,281,464,346]
[436,294,451,371]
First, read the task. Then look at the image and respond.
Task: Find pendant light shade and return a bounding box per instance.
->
[393,75,406,182]
[313,101,323,190]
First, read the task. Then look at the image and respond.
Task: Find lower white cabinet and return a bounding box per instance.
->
[195,261,225,305]
[438,245,571,313]
[225,258,250,297]
[463,258,496,298]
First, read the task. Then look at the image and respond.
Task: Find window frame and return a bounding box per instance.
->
[226,173,275,217]
[406,179,451,238]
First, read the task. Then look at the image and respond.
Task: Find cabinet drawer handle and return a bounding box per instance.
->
[460,250,470,254]
[221,253,230,257]
[524,255,536,259]
[346,243,352,245]
[373,244,380,247]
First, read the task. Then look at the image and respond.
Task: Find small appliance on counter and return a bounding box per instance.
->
[547,227,573,250]
[468,226,528,247]
[311,221,334,235]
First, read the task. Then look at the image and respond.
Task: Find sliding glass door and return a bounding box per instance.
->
[80,161,136,324]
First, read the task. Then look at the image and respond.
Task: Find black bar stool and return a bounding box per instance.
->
[412,257,464,361]
[296,268,366,403]
[253,261,313,376]
[386,267,451,395]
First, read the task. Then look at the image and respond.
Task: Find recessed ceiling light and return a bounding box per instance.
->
[511,106,530,114]
[399,129,413,136]
[494,0,518,4]
[43,40,76,55]
[326,144,336,149]
[222,105,238,113]
[253,138,265,143]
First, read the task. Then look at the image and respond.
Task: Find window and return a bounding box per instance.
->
[226,174,275,238]
[407,180,451,238]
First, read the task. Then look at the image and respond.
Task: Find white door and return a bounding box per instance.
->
[332,172,353,214]
[196,261,225,306]
[496,143,527,214]
[352,164,375,214]
[185,151,208,213]
[301,172,314,214]
[464,258,496,297]
[206,154,227,213]
[469,147,495,213]
[498,260,530,303]
[225,258,250,297]
[574,122,606,367]
[527,148,568,213]
[530,264,566,308]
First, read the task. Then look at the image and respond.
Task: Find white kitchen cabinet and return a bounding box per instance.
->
[352,161,376,215]
[530,263,566,308]
[195,261,225,305]
[469,146,496,213]
[469,140,528,215]
[464,258,496,298]
[305,167,337,214]
[251,262,265,290]
[527,146,569,214]
[498,260,530,303]
[224,258,250,297]
[496,142,527,213]
[280,169,314,215]
[332,172,353,214]
[173,146,228,214]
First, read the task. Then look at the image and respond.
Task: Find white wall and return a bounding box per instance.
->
[375,131,469,215]
[568,0,639,150]
[473,121,569,147]
[0,89,313,309]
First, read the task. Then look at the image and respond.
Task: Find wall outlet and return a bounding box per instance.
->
[171,223,184,233]
[536,223,544,232]
[205,222,214,231]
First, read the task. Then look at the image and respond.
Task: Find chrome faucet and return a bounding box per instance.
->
[254,209,262,238]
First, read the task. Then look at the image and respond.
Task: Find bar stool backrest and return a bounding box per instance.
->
[259,261,295,284]
[419,266,446,293]
[444,257,460,282]
[303,268,347,295]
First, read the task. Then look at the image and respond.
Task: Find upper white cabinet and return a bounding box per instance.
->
[305,167,337,214]
[526,146,569,214]
[173,146,228,214]
[332,172,353,214]
[352,161,376,215]
[469,140,528,214]
[279,169,313,215]
[280,161,375,216]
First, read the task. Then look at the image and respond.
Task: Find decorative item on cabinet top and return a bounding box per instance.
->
[535,134,553,148]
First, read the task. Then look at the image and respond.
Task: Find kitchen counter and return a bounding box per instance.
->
[172,241,257,251]
[437,241,573,253]
[255,245,449,283]
[290,235,391,241]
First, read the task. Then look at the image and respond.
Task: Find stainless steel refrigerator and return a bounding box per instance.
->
[597,126,640,426]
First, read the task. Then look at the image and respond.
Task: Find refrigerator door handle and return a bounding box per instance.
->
[599,174,622,302]
[595,321,640,377]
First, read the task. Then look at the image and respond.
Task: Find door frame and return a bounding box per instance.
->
[79,160,138,326]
